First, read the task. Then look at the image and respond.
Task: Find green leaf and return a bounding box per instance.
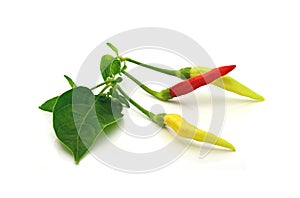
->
[118,95,130,108]
[64,75,76,88]
[121,64,127,72]
[53,87,123,163]
[110,59,121,75]
[100,54,114,80]
[111,89,130,108]
[106,43,119,56]
[115,77,123,83]
[111,88,119,98]
[108,87,113,95]
[39,96,59,112]
[100,55,121,80]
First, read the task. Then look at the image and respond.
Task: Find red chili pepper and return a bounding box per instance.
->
[169,65,236,97]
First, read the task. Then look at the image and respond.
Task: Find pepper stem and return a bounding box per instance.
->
[116,86,166,126]
[99,84,110,95]
[116,86,155,119]
[122,71,171,101]
[90,81,107,90]
[122,57,179,76]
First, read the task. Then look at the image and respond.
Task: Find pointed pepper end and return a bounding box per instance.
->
[256,95,265,101]
[227,65,236,72]
[231,145,236,152]
[250,93,265,101]
[218,138,236,151]
[224,141,236,151]
[219,65,236,76]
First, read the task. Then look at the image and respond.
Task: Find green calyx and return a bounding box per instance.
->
[177,67,192,79]
[155,89,172,101]
[150,113,167,127]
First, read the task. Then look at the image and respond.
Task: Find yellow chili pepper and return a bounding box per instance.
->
[164,114,235,151]
[190,66,265,101]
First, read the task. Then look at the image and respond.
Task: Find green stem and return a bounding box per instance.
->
[123,57,178,76]
[99,85,110,95]
[116,86,155,119]
[122,71,171,101]
[122,71,159,95]
[91,81,107,90]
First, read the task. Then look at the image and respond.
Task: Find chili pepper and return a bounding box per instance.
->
[124,57,264,101]
[168,65,236,98]
[123,65,235,101]
[178,66,265,101]
[163,114,235,151]
[118,87,235,151]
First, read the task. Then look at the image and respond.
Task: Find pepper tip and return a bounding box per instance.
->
[252,95,265,101]
[228,65,236,71]
[258,96,265,101]
[219,65,236,76]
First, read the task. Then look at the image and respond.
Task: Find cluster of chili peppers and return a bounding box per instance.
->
[113,44,264,151]
[39,42,264,164]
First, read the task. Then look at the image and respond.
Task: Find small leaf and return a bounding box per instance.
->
[39,96,59,112]
[64,75,76,88]
[121,64,127,72]
[111,88,119,98]
[100,54,114,80]
[110,59,121,75]
[111,89,130,108]
[118,95,130,108]
[106,43,119,56]
[108,87,113,95]
[115,77,123,83]
[53,87,123,163]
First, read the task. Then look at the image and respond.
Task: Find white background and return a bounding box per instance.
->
[1,0,299,197]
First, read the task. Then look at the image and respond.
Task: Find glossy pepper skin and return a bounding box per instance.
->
[169,65,236,97]
[163,114,235,151]
[180,66,265,101]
